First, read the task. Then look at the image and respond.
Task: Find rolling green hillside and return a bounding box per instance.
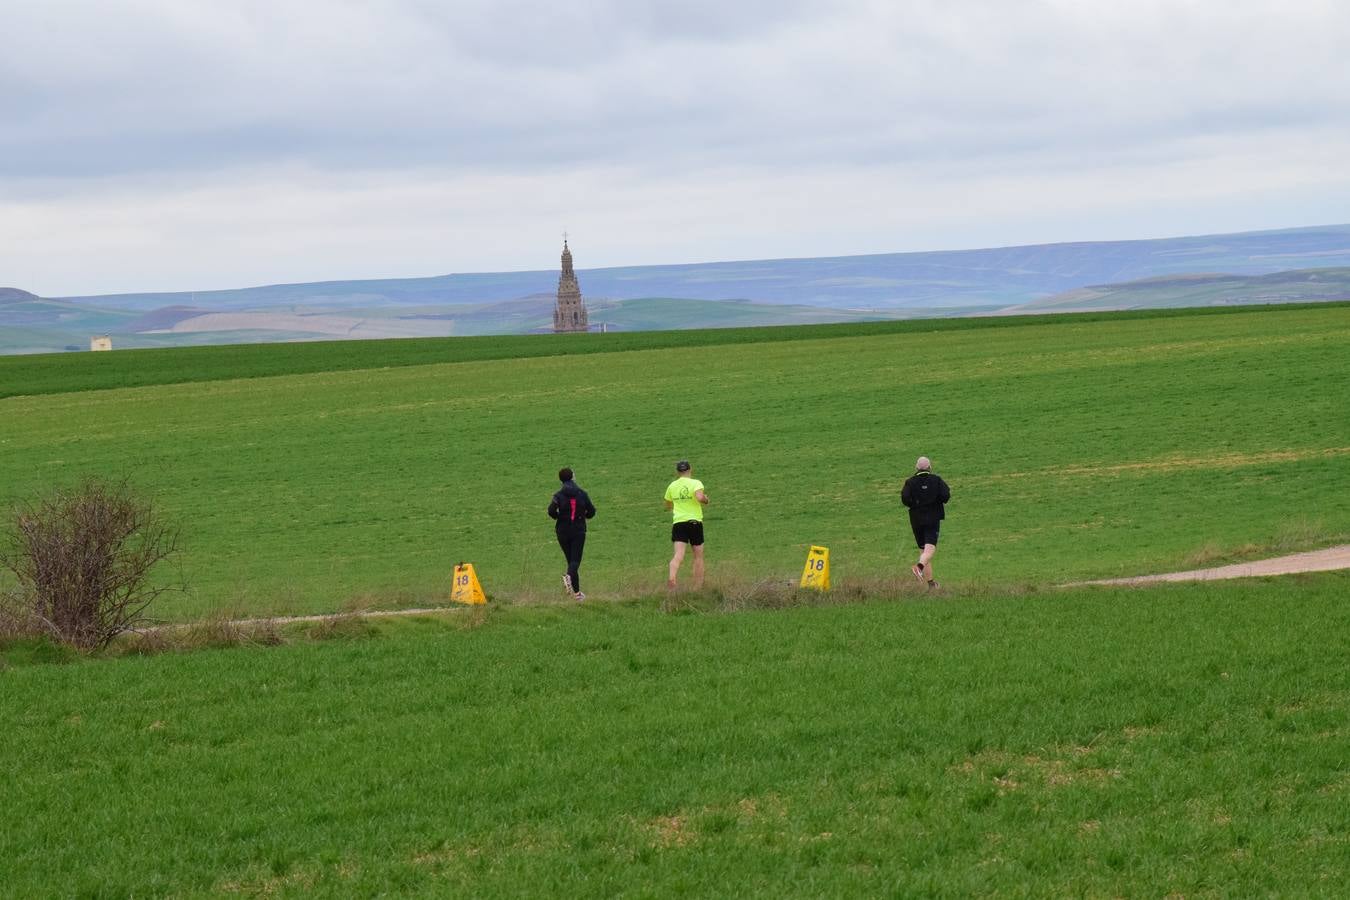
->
[3,304,1346,618]
[4,303,1340,401]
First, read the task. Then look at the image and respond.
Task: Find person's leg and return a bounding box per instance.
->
[558,531,575,594]
[910,524,927,583]
[920,524,940,586]
[569,531,586,596]
[668,542,687,589]
[919,543,936,582]
[691,545,705,590]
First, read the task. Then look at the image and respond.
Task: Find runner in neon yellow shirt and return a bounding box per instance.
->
[664,459,710,590]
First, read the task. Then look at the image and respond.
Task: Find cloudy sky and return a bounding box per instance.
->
[3,0,1349,296]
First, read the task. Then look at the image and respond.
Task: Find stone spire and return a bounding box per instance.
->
[553,236,589,333]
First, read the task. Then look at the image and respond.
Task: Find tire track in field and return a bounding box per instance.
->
[971,446,1350,484]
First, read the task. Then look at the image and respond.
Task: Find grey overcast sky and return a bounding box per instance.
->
[3,0,1349,295]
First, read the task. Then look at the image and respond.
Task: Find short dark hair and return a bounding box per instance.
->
[558,467,573,482]
[675,460,691,472]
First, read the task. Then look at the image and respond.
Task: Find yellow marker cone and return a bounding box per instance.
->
[450,563,487,605]
[799,545,831,591]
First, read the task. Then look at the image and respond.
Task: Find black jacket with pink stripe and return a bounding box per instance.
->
[548,481,597,533]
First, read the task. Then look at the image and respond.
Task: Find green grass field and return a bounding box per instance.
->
[3,303,1347,618]
[3,304,1349,895]
[3,579,1348,896]
[3,302,1338,400]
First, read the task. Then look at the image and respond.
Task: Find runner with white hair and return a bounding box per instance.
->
[901,456,951,589]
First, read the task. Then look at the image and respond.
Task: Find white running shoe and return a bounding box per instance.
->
[562,574,573,596]
[574,591,586,602]
[910,564,926,585]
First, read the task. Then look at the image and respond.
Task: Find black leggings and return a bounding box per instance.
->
[557,529,587,592]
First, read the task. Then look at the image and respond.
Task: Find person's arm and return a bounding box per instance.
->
[938,478,951,504]
[547,494,560,520]
[695,489,709,506]
[584,492,597,519]
[901,479,914,508]
[663,485,674,511]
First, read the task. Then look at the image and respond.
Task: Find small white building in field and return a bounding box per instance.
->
[90,335,112,351]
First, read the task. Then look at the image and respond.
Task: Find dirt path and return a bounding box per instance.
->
[145,605,469,632]
[244,606,471,626]
[148,546,1349,631]
[1076,544,1350,586]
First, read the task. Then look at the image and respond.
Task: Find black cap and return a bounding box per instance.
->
[675,460,691,472]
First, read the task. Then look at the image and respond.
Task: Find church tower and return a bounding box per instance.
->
[553,237,589,333]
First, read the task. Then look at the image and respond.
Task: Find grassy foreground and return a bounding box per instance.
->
[3,577,1348,896]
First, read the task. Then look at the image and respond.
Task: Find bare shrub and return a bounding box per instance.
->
[0,479,182,651]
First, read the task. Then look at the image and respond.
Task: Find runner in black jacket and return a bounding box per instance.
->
[548,468,596,601]
[901,456,950,589]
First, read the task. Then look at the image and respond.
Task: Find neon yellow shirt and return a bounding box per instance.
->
[664,477,706,522]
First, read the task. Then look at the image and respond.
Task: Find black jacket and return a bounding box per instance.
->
[548,481,596,532]
[901,471,950,526]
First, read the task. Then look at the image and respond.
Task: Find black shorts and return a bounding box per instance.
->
[672,520,705,546]
[911,521,940,549]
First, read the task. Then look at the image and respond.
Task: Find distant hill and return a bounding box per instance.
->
[123,305,211,331]
[5,224,1350,354]
[1017,267,1350,312]
[50,223,1350,312]
[0,290,141,353]
[0,288,42,304]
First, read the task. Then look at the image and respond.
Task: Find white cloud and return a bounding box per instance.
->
[1,0,1348,294]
